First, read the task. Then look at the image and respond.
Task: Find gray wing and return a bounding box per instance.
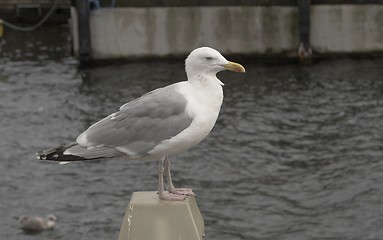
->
[77,84,193,158]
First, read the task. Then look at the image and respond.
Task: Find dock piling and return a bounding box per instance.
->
[298,0,312,63]
[74,0,91,63]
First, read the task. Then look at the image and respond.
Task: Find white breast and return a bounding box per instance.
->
[148,79,223,157]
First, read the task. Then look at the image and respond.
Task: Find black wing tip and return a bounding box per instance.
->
[36,151,46,160]
[36,142,86,161]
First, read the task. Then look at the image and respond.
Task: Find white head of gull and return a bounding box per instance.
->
[37,47,245,201]
[19,214,57,232]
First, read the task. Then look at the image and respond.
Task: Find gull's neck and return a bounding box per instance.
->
[186,72,224,111]
[187,71,224,87]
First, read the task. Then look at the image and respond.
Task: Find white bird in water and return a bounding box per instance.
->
[18,214,57,232]
[37,47,245,201]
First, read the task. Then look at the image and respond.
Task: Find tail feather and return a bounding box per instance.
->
[37,142,118,161]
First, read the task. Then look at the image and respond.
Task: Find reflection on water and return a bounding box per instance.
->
[1,27,383,240]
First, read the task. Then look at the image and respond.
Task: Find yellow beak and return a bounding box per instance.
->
[223,61,246,73]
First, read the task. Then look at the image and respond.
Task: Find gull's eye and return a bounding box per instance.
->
[205,57,213,61]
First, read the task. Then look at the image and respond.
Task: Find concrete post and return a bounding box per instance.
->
[118,192,205,240]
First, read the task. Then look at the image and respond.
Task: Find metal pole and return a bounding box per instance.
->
[298,0,312,63]
[75,0,91,64]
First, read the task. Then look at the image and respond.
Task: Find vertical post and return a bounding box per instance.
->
[298,0,312,64]
[118,192,205,240]
[75,0,91,64]
[0,19,4,38]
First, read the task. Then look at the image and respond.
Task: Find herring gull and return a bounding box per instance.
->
[37,47,245,201]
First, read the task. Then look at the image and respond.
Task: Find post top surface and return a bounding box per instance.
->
[129,191,194,206]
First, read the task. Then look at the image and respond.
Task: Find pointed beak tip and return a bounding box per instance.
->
[224,61,246,73]
[237,67,246,73]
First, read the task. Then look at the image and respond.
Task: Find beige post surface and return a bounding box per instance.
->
[118,191,205,240]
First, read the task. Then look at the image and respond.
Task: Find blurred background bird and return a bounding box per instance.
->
[18,214,57,232]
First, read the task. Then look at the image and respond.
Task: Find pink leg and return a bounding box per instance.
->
[164,157,195,197]
[158,158,186,201]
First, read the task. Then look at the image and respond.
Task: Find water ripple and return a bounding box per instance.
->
[1,33,383,240]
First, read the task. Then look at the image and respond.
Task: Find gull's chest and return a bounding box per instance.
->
[184,80,223,115]
[147,82,224,157]
[181,81,224,137]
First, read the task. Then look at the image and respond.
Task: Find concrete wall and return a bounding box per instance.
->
[86,5,383,59]
[89,7,298,59]
[311,5,383,53]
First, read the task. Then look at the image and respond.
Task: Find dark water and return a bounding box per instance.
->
[1,27,383,240]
